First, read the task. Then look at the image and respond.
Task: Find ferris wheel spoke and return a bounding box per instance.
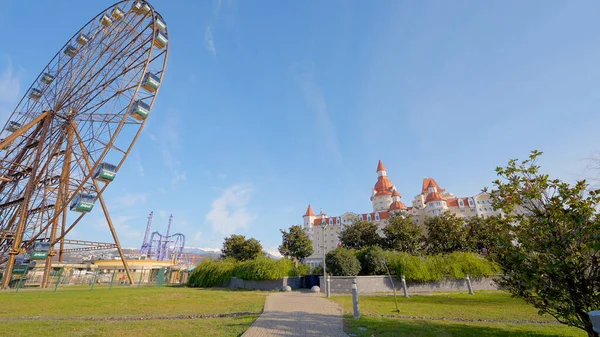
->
[56,10,151,115]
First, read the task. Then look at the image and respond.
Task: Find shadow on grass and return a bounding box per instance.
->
[344,315,585,337]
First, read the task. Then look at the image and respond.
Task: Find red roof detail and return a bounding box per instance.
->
[425,192,445,203]
[446,198,458,207]
[379,212,390,219]
[389,201,407,211]
[377,160,387,172]
[421,178,445,195]
[374,176,395,195]
[392,190,401,197]
[304,204,315,217]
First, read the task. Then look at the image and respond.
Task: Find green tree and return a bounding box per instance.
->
[278,225,314,267]
[325,247,361,276]
[221,234,263,261]
[424,212,468,254]
[465,215,511,255]
[488,150,600,337]
[356,246,387,275]
[382,214,422,253]
[339,220,381,250]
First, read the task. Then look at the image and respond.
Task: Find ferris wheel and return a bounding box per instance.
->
[0,0,168,288]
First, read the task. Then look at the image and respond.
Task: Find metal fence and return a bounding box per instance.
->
[0,265,191,292]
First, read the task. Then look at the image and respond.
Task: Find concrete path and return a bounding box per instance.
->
[242,291,348,337]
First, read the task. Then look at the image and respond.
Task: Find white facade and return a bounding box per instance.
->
[302,160,499,267]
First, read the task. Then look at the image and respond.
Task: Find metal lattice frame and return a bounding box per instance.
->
[0,0,169,289]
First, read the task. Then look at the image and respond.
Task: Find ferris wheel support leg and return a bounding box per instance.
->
[1,114,52,290]
[95,188,135,285]
[41,125,72,288]
[70,126,134,285]
[58,210,67,262]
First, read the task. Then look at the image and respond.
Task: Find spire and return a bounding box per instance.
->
[304,204,316,217]
[376,160,386,173]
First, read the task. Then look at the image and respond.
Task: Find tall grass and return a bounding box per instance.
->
[387,252,500,282]
[187,258,237,288]
[188,257,311,288]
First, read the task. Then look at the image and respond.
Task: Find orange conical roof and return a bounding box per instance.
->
[374,176,394,196]
[422,178,445,194]
[304,204,315,217]
[392,190,401,197]
[389,200,407,211]
[425,192,445,203]
[377,160,386,172]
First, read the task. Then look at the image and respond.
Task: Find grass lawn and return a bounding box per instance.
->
[0,287,267,336]
[331,291,586,336]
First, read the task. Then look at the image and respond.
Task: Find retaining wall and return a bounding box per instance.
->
[224,276,304,291]
[319,275,498,294]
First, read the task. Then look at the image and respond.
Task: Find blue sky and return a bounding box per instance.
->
[1,0,600,255]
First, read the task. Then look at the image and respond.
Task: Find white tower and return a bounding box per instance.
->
[371,160,396,212]
[303,204,316,230]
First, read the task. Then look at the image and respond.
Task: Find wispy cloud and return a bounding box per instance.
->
[204,26,217,57]
[213,0,223,16]
[293,61,342,164]
[171,170,187,187]
[206,184,255,236]
[160,112,181,169]
[92,215,141,239]
[0,58,23,122]
[0,63,20,102]
[203,0,237,57]
[111,192,147,210]
[134,152,145,177]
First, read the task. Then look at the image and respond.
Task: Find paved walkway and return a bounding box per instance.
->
[242,291,348,337]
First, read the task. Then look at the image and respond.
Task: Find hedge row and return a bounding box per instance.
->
[187,257,310,288]
[327,247,500,282]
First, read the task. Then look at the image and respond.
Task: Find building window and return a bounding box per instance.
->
[484,208,488,211]
[375,214,380,221]
[460,209,465,213]
[367,215,372,221]
[337,218,340,224]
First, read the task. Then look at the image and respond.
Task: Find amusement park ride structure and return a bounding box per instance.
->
[139,211,186,264]
[0,0,169,289]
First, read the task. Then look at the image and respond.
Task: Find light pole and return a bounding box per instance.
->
[322,221,329,296]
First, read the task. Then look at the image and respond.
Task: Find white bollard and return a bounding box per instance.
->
[351,278,360,318]
[326,275,331,298]
[466,274,474,295]
[401,275,409,298]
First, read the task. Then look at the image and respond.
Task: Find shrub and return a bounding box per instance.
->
[357,246,388,275]
[388,252,500,282]
[325,248,361,276]
[393,253,432,282]
[187,258,237,288]
[187,257,311,287]
[235,257,294,281]
[444,252,501,279]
